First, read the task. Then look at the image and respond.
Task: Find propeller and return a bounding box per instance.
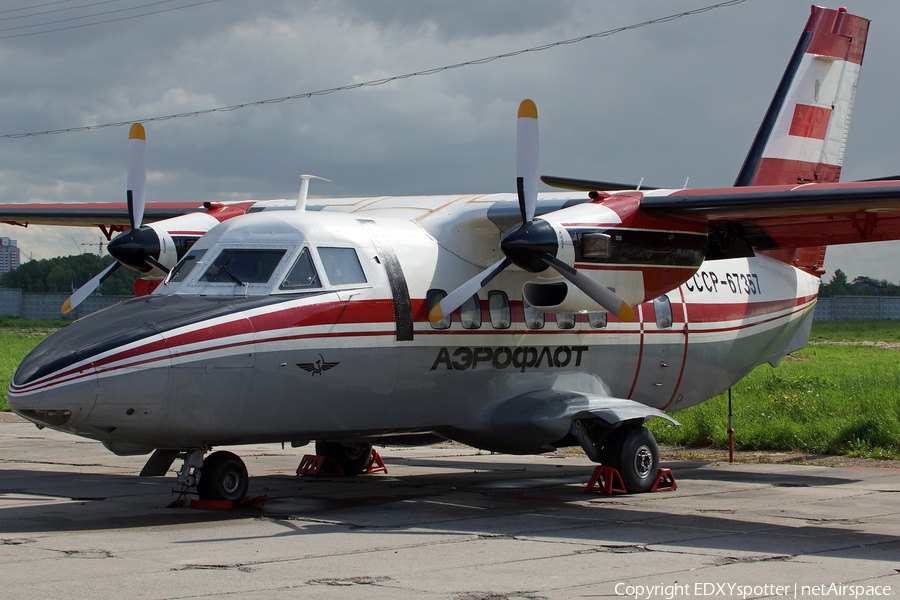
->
[429,100,635,323]
[62,123,164,314]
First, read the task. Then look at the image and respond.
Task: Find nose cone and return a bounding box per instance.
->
[107,226,160,273]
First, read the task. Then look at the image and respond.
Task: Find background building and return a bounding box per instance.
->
[0,237,20,275]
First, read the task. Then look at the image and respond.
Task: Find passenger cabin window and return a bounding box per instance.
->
[319,247,367,285]
[654,295,674,329]
[200,248,286,284]
[169,248,207,283]
[427,289,451,330]
[488,291,511,329]
[523,299,544,330]
[556,313,576,329]
[460,294,482,330]
[280,248,321,290]
[589,313,608,328]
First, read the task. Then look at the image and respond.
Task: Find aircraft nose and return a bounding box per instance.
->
[8,329,101,429]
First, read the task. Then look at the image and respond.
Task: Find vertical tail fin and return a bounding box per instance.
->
[735,6,869,270]
[735,6,869,187]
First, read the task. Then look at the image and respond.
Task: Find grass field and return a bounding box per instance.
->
[2,319,899,457]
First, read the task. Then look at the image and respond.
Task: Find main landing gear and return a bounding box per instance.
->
[600,425,660,494]
[315,440,374,475]
[572,420,661,494]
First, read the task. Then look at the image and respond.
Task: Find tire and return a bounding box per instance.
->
[600,426,659,494]
[315,440,373,475]
[197,451,249,502]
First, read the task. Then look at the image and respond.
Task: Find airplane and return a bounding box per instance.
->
[8,5,900,502]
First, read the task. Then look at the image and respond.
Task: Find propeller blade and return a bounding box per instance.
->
[540,254,635,322]
[62,262,121,314]
[127,123,147,230]
[428,258,511,323]
[144,255,170,275]
[516,99,539,224]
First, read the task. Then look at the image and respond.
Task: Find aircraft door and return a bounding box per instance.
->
[628,289,689,409]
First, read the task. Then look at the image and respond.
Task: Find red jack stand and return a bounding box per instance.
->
[296,454,345,477]
[363,449,388,474]
[584,466,678,494]
[296,449,388,477]
[584,466,627,495]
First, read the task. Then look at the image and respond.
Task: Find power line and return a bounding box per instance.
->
[1,0,746,139]
[0,1,125,25]
[0,0,221,39]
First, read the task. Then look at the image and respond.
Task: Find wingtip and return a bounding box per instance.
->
[517,99,537,119]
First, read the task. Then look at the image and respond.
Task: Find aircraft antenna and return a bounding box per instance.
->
[295,175,331,211]
[683,177,690,189]
[636,177,644,191]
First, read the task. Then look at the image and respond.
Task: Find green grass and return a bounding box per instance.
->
[0,329,54,411]
[650,321,900,459]
[0,316,71,329]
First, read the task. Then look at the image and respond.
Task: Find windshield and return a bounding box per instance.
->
[200,248,287,285]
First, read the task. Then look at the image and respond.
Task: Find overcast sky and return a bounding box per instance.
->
[1,0,899,283]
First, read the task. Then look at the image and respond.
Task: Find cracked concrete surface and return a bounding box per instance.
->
[1,420,899,599]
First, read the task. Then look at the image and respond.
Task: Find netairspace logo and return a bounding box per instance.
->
[614,582,893,599]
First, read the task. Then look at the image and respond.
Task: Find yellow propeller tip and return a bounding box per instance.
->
[61,299,72,315]
[517,99,537,119]
[129,123,146,140]
[428,305,444,323]
[618,303,635,323]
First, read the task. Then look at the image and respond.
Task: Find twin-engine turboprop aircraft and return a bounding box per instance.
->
[8,6,900,501]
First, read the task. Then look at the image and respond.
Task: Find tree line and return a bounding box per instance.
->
[0,254,140,295]
[819,269,900,297]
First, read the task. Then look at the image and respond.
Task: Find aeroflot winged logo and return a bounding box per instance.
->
[297,354,340,376]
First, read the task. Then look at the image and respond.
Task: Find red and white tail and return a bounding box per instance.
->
[735,6,869,269]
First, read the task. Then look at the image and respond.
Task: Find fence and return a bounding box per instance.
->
[0,288,132,321]
[813,296,900,321]
[2,288,898,322]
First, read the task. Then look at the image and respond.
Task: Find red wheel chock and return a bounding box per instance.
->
[650,468,677,492]
[585,465,627,495]
[295,449,388,477]
[296,454,345,477]
[584,466,677,494]
[363,449,388,474]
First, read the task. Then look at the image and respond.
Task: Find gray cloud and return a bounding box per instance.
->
[1,0,898,283]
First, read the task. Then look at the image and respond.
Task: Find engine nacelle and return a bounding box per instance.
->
[523,272,645,314]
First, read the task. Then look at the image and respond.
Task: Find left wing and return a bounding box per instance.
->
[0,201,212,228]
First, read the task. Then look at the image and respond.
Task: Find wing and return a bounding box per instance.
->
[641,181,900,250]
[0,201,211,228]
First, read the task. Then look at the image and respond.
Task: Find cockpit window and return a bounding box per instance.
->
[200,249,286,285]
[319,247,367,285]
[169,248,207,283]
[279,248,321,290]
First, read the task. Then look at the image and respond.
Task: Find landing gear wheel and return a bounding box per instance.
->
[315,440,373,475]
[600,425,659,494]
[197,451,248,502]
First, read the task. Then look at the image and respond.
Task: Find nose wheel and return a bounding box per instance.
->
[196,450,249,502]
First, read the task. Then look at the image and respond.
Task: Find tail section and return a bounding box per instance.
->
[735,6,869,270]
[736,6,869,187]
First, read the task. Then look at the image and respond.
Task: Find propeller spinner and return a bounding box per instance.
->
[429,100,634,324]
